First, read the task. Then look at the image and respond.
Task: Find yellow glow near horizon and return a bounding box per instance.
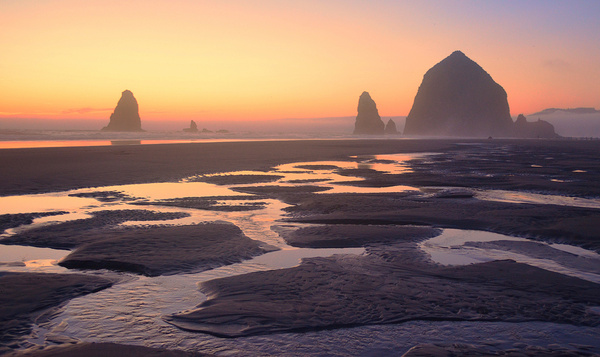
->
[1,1,599,123]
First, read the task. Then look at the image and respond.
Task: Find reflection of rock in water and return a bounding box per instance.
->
[110,140,141,146]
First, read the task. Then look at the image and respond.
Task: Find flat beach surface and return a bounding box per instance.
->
[1,138,598,196]
[0,139,457,196]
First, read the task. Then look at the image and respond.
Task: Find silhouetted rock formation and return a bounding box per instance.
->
[384,119,398,134]
[183,120,198,133]
[353,92,385,135]
[404,51,513,137]
[102,90,143,132]
[513,114,560,138]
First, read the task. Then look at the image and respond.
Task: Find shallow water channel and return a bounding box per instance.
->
[1,153,600,355]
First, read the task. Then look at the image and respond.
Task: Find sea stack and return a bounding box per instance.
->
[513,114,559,138]
[353,91,385,135]
[102,90,143,132]
[404,51,513,137]
[385,119,398,134]
[183,120,198,133]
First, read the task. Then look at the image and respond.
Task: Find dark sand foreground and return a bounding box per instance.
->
[167,254,600,337]
[3,342,209,357]
[0,272,114,352]
[1,139,600,356]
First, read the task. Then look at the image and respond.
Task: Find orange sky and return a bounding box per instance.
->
[1,0,599,123]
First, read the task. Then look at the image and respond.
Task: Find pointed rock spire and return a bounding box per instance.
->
[102,90,143,132]
[353,91,385,135]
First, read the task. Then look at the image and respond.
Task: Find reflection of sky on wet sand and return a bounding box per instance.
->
[476,189,600,209]
[249,247,365,269]
[0,139,219,150]
[0,243,70,273]
[551,243,600,259]
[0,194,98,215]
[276,161,367,185]
[323,184,419,194]
[420,229,600,283]
[0,153,421,273]
[2,151,600,272]
[271,156,418,193]
[1,212,95,239]
[2,151,600,354]
[0,244,68,262]
[101,182,249,200]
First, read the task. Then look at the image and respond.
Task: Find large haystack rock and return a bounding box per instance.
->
[353,92,385,135]
[385,118,398,134]
[513,114,560,138]
[102,90,143,132]
[404,51,513,137]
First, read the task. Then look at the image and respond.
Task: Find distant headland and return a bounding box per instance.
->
[531,107,600,116]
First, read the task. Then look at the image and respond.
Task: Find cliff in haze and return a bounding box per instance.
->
[353,92,384,135]
[385,118,398,134]
[513,114,560,138]
[525,107,600,137]
[102,90,143,132]
[404,51,513,137]
[531,107,600,116]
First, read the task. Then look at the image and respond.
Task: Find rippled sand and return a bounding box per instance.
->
[1,139,600,356]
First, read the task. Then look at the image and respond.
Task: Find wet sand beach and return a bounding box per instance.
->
[1,138,600,356]
[1,138,598,197]
[0,139,456,196]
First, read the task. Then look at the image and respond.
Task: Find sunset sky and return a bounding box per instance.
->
[1,0,599,125]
